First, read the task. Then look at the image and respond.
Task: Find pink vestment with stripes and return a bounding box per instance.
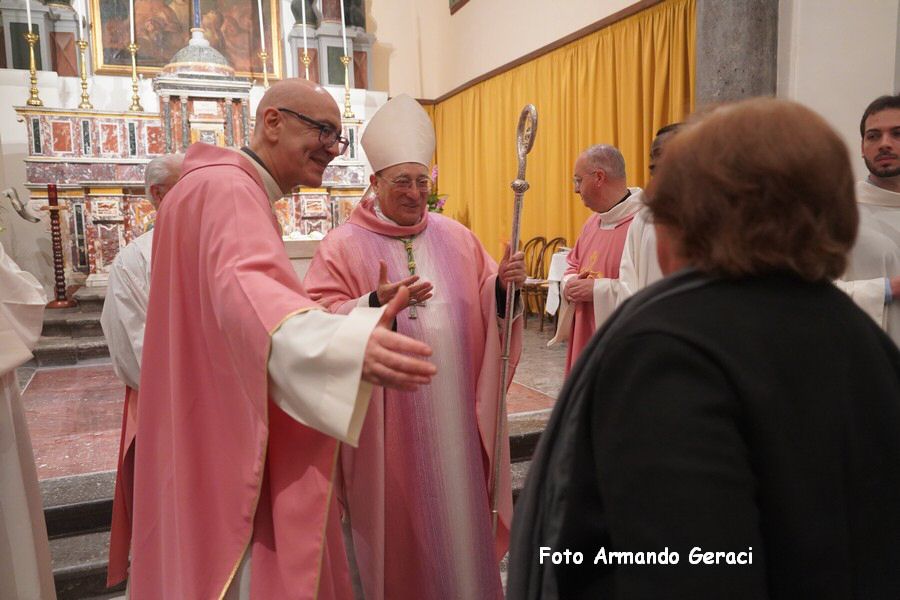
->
[304,198,520,600]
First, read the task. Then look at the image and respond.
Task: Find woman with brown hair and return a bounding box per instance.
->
[508,98,900,599]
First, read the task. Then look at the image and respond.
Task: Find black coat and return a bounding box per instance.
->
[508,270,900,599]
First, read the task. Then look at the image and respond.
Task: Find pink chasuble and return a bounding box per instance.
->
[304,198,521,600]
[564,212,635,372]
[130,143,350,599]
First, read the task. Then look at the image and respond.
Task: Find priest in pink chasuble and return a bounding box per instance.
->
[304,94,526,600]
[129,80,435,600]
[548,145,645,374]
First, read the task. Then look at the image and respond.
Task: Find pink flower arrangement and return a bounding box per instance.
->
[427,164,448,213]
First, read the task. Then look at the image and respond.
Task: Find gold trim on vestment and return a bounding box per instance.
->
[312,444,343,599]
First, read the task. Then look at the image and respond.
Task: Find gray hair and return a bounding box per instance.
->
[582,144,626,180]
[144,154,184,198]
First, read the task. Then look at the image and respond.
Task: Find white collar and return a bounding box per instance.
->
[857,180,900,208]
[598,187,644,229]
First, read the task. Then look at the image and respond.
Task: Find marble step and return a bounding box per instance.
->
[39,413,548,545]
[72,287,107,313]
[42,311,104,339]
[40,412,548,598]
[42,472,117,540]
[33,336,110,366]
[44,460,533,599]
[50,530,124,600]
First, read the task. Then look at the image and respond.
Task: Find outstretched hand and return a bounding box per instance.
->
[375,260,434,307]
[362,286,437,390]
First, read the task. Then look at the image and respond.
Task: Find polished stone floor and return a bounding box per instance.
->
[20,321,567,481]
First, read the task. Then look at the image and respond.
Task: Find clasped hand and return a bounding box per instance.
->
[564,271,596,303]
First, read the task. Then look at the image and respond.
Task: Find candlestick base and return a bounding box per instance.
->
[127,43,144,112]
[340,55,354,119]
[25,32,43,107]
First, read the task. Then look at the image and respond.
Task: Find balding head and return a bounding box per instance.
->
[573,144,629,213]
[250,78,343,192]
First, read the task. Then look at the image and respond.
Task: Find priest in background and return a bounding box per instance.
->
[837,94,900,347]
[304,93,526,600]
[99,152,182,587]
[0,241,56,600]
[509,98,900,599]
[548,145,644,373]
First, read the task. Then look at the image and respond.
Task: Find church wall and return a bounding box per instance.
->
[776,0,900,180]
[368,0,643,99]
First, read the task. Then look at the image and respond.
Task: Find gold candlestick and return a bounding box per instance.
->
[340,55,354,118]
[77,40,92,109]
[259,50,269,88]
[127,42,143,112]
[301,51,311,80]
[25,31,43,107]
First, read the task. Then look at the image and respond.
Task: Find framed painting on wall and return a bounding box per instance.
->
[90,0,283,79]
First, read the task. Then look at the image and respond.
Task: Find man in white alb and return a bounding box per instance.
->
[837,94,900,347]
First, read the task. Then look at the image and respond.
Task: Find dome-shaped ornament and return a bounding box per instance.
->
[162,29,234,78]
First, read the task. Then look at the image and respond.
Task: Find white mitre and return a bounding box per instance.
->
[362,94,435,172]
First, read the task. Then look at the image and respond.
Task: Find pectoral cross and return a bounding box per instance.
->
[400,237,421,319]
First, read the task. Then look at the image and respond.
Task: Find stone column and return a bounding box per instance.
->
[181,97,190,150]
[161,96,172,153]
[695,0,778,106]
[224,97,234,146]
[241,99,251,145]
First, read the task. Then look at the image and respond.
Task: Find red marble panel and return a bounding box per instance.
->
[51,120,73,153]
[100,122,120,155]
[128,198,156,238]
[232,101,244,146]
[146,124,165,155]
[93,222,123,273]
[273,198,293,235]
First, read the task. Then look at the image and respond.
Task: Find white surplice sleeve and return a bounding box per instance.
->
[0,244,46,375]
[267,306,384,446]
[100,239,151,390]
[619,208,663,296]
[834,277,887,329]
[591,278,628,329]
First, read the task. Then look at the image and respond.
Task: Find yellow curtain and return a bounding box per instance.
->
[431,0,695,259]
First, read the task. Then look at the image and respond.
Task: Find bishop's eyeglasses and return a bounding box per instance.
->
[277,107,350,155]
[377,174,433,193]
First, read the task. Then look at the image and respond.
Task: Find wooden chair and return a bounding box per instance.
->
[536,237,567,331]
[519,236,546,329]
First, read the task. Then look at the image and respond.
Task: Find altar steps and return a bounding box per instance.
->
[32,287,109,367]
[43,412,548,599]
